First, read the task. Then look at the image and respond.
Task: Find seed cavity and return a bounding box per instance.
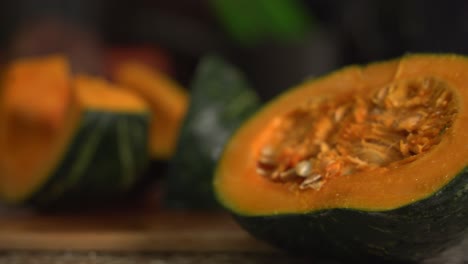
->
[256,77,458,191]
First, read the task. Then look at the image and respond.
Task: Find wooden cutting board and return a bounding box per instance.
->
[0,208,274,252]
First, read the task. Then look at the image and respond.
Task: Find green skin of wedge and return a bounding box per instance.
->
[165,55,260,209]
[26,110,150,208]
[228,167,468,262]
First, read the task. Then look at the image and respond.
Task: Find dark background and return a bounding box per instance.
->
[0,0,466,100]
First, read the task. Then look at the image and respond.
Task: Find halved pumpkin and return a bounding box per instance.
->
[214,54,468,262]
[0,56,150,206]
[114,62,188,159]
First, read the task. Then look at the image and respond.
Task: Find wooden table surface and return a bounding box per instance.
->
[0,206,466,263]
[0,206,312,263]
[0,208,272,252]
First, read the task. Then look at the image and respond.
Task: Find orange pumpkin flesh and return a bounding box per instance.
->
[114,62,188,159]
[0,56,74,200]
[74,75,150,112]
[215,54,468,216]
[0,56,149,202]
[0,55,72,132]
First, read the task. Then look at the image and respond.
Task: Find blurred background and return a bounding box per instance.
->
[0,1,466,259]
[0,0,467,100]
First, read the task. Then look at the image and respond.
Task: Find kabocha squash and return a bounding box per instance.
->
[114,62,188,160]
[166,55,260,208]
[0,56,150,207]
[214,54,468,262]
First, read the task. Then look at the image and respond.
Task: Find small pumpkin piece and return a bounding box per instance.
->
[0,57,151,206]
[0,55,72,202]
[215,54,468,262]
[32,76,151,207]
[114,62,188,159]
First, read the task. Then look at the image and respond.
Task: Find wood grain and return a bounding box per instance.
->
[0,209,274,252]
[0,208,467,263]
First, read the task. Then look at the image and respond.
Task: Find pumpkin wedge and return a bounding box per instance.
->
[214,54,468,262]
[0,56,150,207]
[114,62,188,159]
[166,55,260,208]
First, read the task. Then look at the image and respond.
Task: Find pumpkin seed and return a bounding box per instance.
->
[299,174,323,190]
[295,160,312,178]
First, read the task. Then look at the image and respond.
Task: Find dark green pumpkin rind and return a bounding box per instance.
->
[26,110,150,208]
[165,55,261,209]
[213,54,468,261]
[230,167,468,262]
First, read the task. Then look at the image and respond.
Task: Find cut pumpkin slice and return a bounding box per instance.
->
[166,55,260,208]
[0,56,151,206]
[114,62,188,159]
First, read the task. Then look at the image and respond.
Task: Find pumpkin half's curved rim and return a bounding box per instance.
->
[214,54,468,216]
